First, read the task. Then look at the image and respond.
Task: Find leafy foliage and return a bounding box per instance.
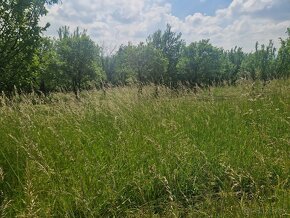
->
[0,2,289,96]
[277,28,290,79]
[112,43,137,85]
[177,39,233,87]
[227,47,245,84]
[55,26,104,95]
[240,41,277,82]
[148,24,185,88]
[0,0,59,93]
[103,42,168,87]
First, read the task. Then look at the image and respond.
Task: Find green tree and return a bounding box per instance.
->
[0,0,59,93]
[177,39,228,87]
[227,47,245,84]
[240,53,257,80]
[277,28,290,79]
[131,43,168,94]
[240,41,277,83]
[256,41,276,83]
[147,24,184,88]
[56,26,105,97]
[34,37,63,94]
[112,43,137,85]
[104,42,168,96]
[102,56,116,85]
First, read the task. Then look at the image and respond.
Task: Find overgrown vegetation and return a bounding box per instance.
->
[1,1,290,216]
[0,80,289,216]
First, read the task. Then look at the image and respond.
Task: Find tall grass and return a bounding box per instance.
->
[0,80,289,217]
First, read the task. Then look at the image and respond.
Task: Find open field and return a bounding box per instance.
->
[0,80,289,217]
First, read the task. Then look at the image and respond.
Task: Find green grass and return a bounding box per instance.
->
[0,80,289,217]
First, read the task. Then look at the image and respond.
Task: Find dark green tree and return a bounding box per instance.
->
[240,41,277,83]
[34,37,63,94]
[256,41,276,83]
[102,56,116,85]
[177,39,229,87]
[56,26,105,97]
[113,43,137,85]
[131,43,168,94]
[277,28,290,79]
[0,0,59,93]
[240,53,257,80]
[147,24,184,88]
[227,47,245,84]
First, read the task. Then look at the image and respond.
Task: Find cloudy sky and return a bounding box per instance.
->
[41,0,290,52]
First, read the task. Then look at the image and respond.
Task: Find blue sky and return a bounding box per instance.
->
[170,0,232,18]
[41,0,290,52]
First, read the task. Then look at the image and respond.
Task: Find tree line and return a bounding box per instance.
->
[1,0,290,96]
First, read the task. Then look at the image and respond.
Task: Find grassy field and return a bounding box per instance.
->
[0,80,289,217]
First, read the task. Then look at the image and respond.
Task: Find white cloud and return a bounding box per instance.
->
[41,0,290,52]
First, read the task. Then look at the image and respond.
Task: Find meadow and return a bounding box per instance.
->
[0,80,289,217]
